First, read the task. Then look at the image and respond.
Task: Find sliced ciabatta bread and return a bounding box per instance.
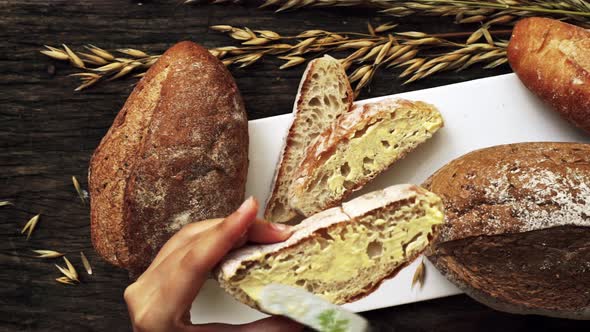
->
[264,55,353,224]
[288,98,443,217]
[218,184,444,309]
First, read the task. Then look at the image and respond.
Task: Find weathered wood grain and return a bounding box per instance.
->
[1,1,587,331]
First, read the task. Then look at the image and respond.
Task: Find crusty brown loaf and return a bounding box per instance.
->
[508,17,590,134]
[424,142,590,320]
[89,41,248,273]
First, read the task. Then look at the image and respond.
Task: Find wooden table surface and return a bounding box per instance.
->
[1,1,588,331]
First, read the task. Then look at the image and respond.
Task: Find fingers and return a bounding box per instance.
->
[148,202,293,275]
[247,218,293,243]
[125,197,302,332]
[144,218,225,276]
[158,197,260,312]
[145,203,294,276]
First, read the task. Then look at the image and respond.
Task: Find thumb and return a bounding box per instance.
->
[185,196,259,272]
[160,197,260,314]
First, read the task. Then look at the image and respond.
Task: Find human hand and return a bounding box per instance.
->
[124,197,303,332]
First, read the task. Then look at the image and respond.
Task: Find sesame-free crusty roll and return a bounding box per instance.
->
[508,17,590,134]
[89,41,248,273]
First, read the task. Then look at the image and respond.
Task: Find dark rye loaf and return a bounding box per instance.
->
[89,41,248,273]
[424,142,590,320]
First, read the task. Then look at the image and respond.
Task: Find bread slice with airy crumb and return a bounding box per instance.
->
[218,184,444,309]
[264,55,353,224]
[289,98,443,217]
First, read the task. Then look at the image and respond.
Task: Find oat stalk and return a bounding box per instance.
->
[32,250,64,259]
[80,252,93,275]
[412,259,426,289]
[41,23,509,94]
[72,176,86,205]
[40,44,159,91]
[21,214,41,240]
[255,0,590,27]
[208,24,510,93]
[55,256,79,283]
[56,276,76,285]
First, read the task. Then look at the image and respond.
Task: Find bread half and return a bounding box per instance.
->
[218,184,444,309]
[424,142,590,320]
[264,55,353,224]
[289,98,443,217]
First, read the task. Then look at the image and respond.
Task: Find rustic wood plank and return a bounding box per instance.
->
[1,1,587,331]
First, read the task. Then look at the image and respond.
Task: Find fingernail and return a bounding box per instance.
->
[270,222,290,232]
[238,196,255,213]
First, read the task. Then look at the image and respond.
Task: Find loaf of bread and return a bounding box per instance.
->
[289,98,443,217]
[264,55,353,224]
[218,184,444,309]
[424,142,590,320]
[508,17,590,134]
[89,41,248,273]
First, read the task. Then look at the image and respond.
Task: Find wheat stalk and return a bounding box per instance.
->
[41,23,509,93]
[253,0,590,27]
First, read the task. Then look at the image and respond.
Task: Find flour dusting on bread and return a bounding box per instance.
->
[89,41,248,273]
[481,165,590,235]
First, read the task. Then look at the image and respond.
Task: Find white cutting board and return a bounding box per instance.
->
[190,73,590,324]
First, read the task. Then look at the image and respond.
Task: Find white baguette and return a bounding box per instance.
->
[218,184,444,309]
[264,55,353,224]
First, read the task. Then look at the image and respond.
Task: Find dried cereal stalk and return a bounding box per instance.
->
[55,256,79,283]
[21,214,41,240]
[32,250,65,259]
[254,0,590,27]
[72,176,86,205]
[207,24,510,93]
[412,259,426,289]
[41,23,510,93]
[80,252,93,275]
[56,276,76,285]
[40,44,159,91]
[0,201,13,207]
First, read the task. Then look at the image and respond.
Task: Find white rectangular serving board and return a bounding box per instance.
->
[191,73,590,324]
